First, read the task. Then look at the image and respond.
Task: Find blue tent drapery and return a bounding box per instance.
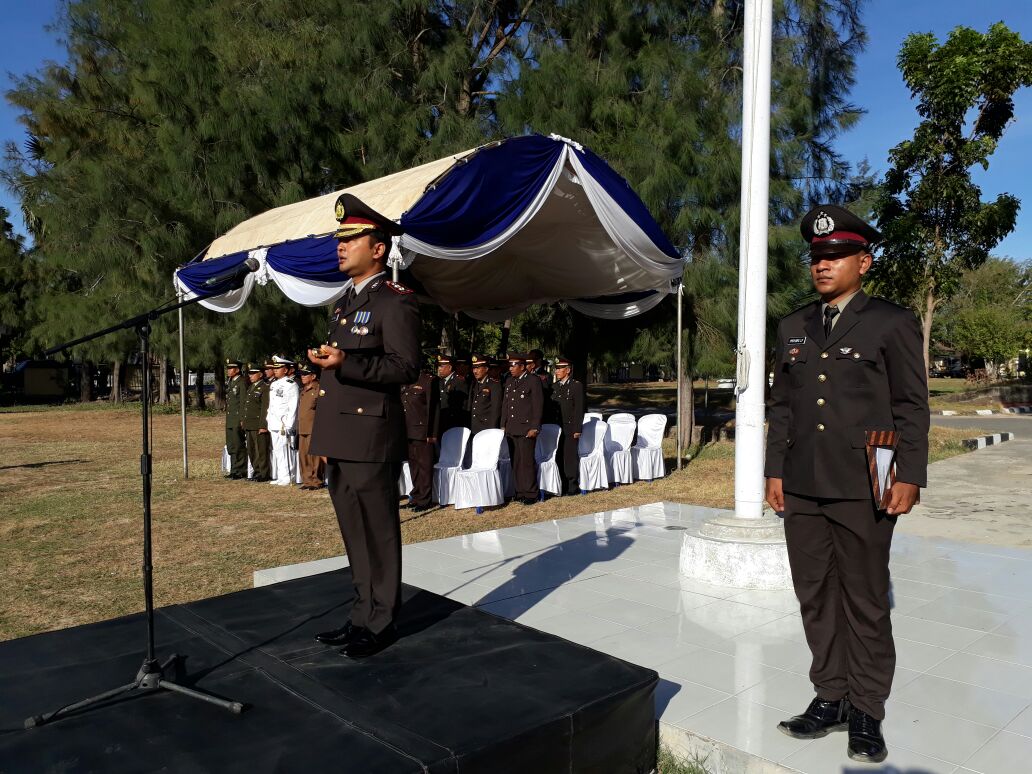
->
[174,134,683,319]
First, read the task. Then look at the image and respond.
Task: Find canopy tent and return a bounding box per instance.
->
[173,134,683,321]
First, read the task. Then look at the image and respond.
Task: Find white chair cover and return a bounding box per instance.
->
[222,445,254,478]
[584,412,604,422]
[433,426,471,505]
[632,413,667,480]
[399,461,413,497]
[578,418,609,492]
[453,429,507,511]
[604,413,637,484]
[535,423,563,496]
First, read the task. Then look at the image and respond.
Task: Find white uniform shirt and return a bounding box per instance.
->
[266,376,300,433]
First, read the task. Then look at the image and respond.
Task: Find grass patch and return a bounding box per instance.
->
[658,744,711,774]
[0,406,976,641]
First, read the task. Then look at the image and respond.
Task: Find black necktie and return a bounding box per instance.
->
[823,305,839,338]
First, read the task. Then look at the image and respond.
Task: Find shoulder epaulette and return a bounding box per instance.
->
[386,280,413,295]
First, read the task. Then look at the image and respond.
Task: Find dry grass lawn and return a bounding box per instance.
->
[0,404,976,641]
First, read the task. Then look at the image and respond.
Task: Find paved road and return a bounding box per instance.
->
[930,413,1030,436]
[900,415,1031,547]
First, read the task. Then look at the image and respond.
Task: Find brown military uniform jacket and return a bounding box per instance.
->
[401,372,440,442]
[502,371,544,436]
[309,276,421,462]
[439,373,469,434]
[764,290,930,500]
[550,377,585,436]
[298,379,319,436]
[468,377,502,435]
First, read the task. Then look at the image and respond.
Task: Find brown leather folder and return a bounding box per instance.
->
[865,430,899,510]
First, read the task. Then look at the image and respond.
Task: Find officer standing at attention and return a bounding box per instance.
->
[267,355,299,487]
[309,193,420,659]
[502,353,543,504]
[224,360,248,479]
[468,354,502,435]
[296,363,325,490]
[400,363,439,511]
[241,364,272,482]
[262,360,277,385]
[436,354,469,435]
[765,205,929,764]
[549,356,585,495]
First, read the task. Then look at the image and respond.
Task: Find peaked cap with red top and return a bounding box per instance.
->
[800,204,882,257]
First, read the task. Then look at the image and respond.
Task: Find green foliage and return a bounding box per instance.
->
[0,207,36,363]
[3,0,867,385]
[871,22,1032,365]
[933,257,1031,373]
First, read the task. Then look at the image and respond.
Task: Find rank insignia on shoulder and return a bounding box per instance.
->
[386,280,413,294]
[788,336,806,345]
[839,347,853,354]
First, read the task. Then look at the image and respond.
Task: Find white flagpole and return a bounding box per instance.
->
[733,0,773,519]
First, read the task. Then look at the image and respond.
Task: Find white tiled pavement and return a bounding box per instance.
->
[258,501,1032,772]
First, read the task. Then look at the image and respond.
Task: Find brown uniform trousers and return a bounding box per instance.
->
[502,372,544,500]
[401,372,439,507]
[297,379,325,487]
[765,291,929,720]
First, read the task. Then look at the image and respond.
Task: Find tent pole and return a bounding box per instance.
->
[177,291,189,479]
[676,284,683,471]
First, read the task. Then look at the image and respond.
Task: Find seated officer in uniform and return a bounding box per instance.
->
[308,193,420,659]
[765,204,929,764]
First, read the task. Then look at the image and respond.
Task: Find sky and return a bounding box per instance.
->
[1,0,1031,257]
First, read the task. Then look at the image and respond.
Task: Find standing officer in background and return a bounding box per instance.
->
[468,354,502,435]
[296,364,325,490]
[267,355,299,487]
[502,353,543,504]
[309,193,420,659]
[242,364,271,482]
[765,205,929,764]
[224,360,248,479]
[401,363,439,511]
[262,360,277,385]
[436,354,469,435]
[550,356,585,495]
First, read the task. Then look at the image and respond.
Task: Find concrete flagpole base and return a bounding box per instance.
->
[678,512,793,590]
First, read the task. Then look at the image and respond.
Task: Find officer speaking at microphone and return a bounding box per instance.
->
[308,193,420,659]
[765,205,929,764]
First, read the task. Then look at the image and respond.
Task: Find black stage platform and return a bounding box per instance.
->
[0,569,658,773]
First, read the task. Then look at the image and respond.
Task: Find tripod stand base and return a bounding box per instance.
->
[25,654,244,728]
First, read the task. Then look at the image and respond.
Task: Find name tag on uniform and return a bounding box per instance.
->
[788,336,806,345]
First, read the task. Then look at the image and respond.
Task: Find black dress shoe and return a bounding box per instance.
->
[411,503,433,512]
[341,624,398,659]
[519,497,537,506]
[777,697,849,739]
[315,621,361,646]
[847,707,887,763]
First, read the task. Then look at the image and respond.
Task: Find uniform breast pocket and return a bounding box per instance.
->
[786,356,809,388]
[836,350,880,387]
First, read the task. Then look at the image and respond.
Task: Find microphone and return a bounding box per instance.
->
[203,256,260,288]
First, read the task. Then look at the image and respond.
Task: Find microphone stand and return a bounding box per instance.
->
[25,287,245,727]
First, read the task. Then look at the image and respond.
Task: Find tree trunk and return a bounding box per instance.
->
[921,286,936,377]
[214,367,226,411]
[567,312,592,385]
[80,361,95,402]
[194,365,206,410]
[678,369,694,455]
[109,359,122,403]
[158,358,169,404]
